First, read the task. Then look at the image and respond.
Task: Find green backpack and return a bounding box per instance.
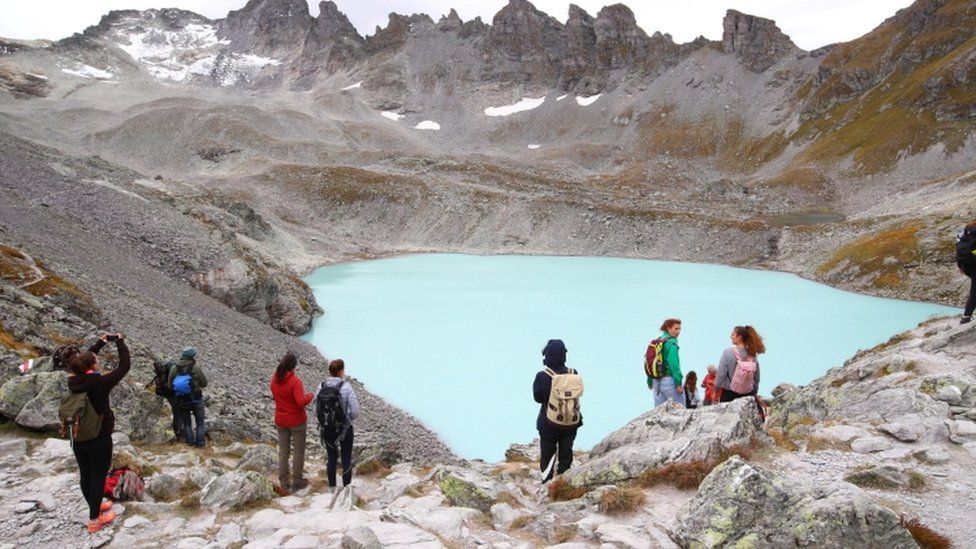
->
[58,392,103,445]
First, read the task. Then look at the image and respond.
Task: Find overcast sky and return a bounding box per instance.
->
[0,0,913,51]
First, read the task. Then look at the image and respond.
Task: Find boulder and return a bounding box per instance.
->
[237,444,277,473]
[16,371,68,430]
[0,375,36,419]
[490,502,520,530]
[378,471,419,503]
[851,436,893,454]
[199,471,274,510]
[816,424,871,443]
[345,522,442,549]
[504,441,538,462]
[672,457,917,548]
[146,473,182,502]
[342,525,382,549]
[437,467,498,512]
[947,419,976,444]
[330,485,357,511]
[913,446,950,464]
[878,422,923,442]
[564,398,763,486]
[595,523,654,549]
[844,465,918,490]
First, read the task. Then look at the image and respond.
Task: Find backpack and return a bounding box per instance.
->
[103,467,144,502]
[957,227,976,266]
[172,363,197,410]
[58,392,102,445]
[152,361,174,397]
[543,368,583,427]
[52,345,80,371]
[644,337,671,378]
[316,380,347,439]
[729,348,758,394]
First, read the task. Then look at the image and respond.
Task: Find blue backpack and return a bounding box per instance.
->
[173,372,192,396]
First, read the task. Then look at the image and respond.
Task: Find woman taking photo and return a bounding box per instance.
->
[66,332,129,533]
[270,351,314,493]
[715,325,765,402]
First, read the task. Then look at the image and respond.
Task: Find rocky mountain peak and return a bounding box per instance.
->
[484,0,566,84]
[220,0,313,56]
[562,4,597,88]
[365,13,433,55]
[594,4,650,69]
[437,8,464,32]
[722,9,798,72]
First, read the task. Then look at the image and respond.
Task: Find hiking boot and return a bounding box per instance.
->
[99,501,113,513]
[962,316,972,325]
[292,479,310,492]
[87,510,116,533]
[273,484,291,497]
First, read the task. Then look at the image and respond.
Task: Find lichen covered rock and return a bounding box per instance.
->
[672,457,917,548]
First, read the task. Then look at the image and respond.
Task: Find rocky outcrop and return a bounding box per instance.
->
[200,470,275,509]
[722,9,798,72]
[564,397,763,486]
[484,0,567,83]
[220,0,313,58]
[365,13,434,56]
[672,457,917,548]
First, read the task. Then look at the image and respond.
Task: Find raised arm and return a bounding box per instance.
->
[101,339,131,387]
[345,385,360,421]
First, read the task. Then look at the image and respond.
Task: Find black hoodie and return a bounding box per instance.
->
[66,340,130,439]
[532,339,582,435]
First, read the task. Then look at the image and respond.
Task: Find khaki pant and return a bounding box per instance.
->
[277,423,307,487]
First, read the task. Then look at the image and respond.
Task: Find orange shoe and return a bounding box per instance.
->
[87,510,117,533]
[99,501,113,513]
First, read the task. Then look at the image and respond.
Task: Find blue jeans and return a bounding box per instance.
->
[179,397,206,446]
[652,377,684,408]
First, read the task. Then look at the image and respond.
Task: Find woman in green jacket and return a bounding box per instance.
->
[652,318,684,408]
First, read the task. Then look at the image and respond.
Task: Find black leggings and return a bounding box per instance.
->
[325,425,354,487]
[539,429,577,483]
[964,265,976,317]
[72,435,113,520]
[720,389,751,402]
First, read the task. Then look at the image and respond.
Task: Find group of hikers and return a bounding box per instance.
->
[58,336,359,533]
[531,320,765,483]
[55,220,976,532]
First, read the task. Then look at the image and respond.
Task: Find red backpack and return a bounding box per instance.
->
[103,467,144,502]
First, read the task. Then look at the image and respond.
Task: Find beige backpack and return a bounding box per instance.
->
[544,368,584,427]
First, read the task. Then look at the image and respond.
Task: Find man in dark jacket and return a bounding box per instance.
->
[533,339,582,483]
[167,347,208,447]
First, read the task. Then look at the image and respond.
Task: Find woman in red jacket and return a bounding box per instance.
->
[270,352,314,493]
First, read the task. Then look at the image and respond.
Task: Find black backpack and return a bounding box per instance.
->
[151,361,174,397]
[315,380,347,439]
[52,345,80,371]
[957,227,976,266]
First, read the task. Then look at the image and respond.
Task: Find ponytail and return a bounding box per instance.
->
[734,325,766,357]
[275,352,298,384]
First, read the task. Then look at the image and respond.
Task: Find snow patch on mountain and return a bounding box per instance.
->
[341,81,362,91]
[414,120,441,130]
[576,94,601,106]
[113,23,228,82]
[381,111,404,121]
[484,96,545,117]
[61,65,114,79]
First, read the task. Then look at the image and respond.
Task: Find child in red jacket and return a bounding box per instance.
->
[701,364,718,406]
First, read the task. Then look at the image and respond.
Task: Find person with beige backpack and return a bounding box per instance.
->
[533,339,583,483]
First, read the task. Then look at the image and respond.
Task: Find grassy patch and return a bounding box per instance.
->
[355,458,391,477]
[547,477,589,502]
[901,516,952,549]
[112,450,161,478]
[494,491,523,509]
[510,515,532,531]
[817,223,924,289]
[179,494,201,511]
[636,446,753,490]
[554,525,579,544]
[767,428,799,451]
[598,486,647,515]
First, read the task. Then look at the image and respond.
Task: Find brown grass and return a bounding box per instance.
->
[598,486,647,515]
[113,451,161,478]
[900,516,952,549]
[817,223,924,289]
[636,446,753,490]
[767,428,799,451]
[355,458,391,477]
[494,491,524,508]
[547,477,589,502]
[554,525,579,544]
[179,494,201,511]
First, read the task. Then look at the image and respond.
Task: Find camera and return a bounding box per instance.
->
[105,334,120,342]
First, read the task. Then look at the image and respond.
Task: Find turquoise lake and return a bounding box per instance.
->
[302,254,957,461]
